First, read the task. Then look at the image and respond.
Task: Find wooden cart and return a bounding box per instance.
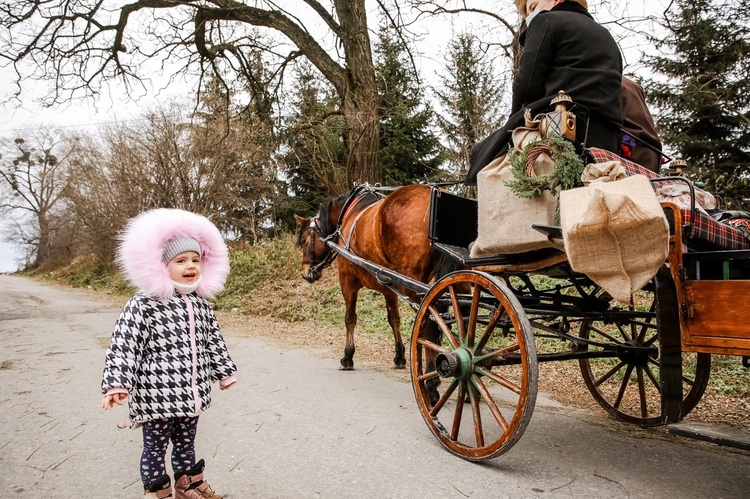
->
[323,154,750,461]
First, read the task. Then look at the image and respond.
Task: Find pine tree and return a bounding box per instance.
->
[375,23,445,185]
[644,0,750,206]
[279,61,348,226]
[434,32,506,184]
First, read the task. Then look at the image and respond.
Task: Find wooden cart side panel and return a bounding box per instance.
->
[682,280,750,356]
[663,202,750,356]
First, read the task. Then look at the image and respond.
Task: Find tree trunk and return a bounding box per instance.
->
[34,212,50,267]
[336,0,382,186]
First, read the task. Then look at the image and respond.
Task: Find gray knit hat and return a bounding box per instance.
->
[162,236,202,263]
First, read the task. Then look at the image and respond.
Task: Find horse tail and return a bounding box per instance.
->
[429,249,461,282]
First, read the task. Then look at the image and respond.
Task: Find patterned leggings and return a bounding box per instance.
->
[140,416,199,486]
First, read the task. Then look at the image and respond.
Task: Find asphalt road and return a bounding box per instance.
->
[0,274,748,498]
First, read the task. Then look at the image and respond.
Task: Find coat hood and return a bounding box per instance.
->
[116,209,230,302]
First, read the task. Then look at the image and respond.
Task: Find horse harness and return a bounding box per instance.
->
[302,187,382,276]
[302,215,338,276]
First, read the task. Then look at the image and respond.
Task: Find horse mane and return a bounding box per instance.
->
[296,188,382,245]
[317,194,347,236]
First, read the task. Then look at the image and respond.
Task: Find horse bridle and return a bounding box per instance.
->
[302,186,383,277]
[301,216,338,276]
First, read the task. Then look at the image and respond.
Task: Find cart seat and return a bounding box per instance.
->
[428,187,567,271]
[589,148,750,251]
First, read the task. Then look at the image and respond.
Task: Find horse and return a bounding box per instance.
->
[295,183,454,372]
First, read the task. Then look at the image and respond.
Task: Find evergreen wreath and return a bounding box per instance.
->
[505,133,584,198]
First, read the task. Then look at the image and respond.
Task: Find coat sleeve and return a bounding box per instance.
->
[512,16,555,115]
[205,310,237,383]
[101,296,149,394]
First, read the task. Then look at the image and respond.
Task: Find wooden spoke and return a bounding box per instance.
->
[613,364,635,409]
[468,283,481,348]
[643,363,661,392]
[428,304,460,349]
[635,302,656,342]
[468,383,484,448]
[682,373,697,386]
[637,367,648,418]
[417,370,440,383]
[430,379,459,417]
[616,321,633,342]
[475,366,522,395]
[474,304,505,353]
[449,285,466,345]
[450,382,467,441]
[474,343,521,365]
[416,337,451,355]
[593,361,627,387]
[587,324,625,345]
[473,376,509,431]
[643,334,659,348]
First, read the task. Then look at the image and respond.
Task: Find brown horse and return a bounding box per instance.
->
[295,183,453,371]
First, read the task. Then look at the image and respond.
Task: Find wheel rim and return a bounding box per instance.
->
[410,271,538,461]
[577,290,710,425]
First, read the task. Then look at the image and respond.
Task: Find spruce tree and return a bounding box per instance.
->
[375,23,445,185]
[280,61,348,224]
[644,0,750,206]
[434,32,506,185]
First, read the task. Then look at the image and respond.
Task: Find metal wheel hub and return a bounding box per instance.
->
[435,348,474,380]
[618,339,656,366]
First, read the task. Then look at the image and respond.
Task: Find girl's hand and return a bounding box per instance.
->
[219,376,237,391]
[101,393,127,410]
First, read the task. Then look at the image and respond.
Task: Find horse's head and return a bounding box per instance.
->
[294,211,336,283]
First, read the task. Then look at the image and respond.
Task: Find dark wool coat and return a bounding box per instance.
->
[466,1,623,184]
[101,291,237,425]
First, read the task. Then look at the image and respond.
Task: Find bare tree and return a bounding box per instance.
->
[0,129,73,267]
[64,99,277,260]
[0,0,392,185]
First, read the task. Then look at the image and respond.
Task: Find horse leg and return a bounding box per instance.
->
[383,291,406,368]
[340,283,360,370]
[421,317,442,406]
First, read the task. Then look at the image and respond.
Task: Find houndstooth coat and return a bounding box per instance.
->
[101,291,237,425]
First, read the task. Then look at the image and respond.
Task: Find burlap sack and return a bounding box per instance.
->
[470,122,563,257]
[560,172,669,304]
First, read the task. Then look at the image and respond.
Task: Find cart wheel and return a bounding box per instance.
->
[410,270,538,461]
[578,290,711,426]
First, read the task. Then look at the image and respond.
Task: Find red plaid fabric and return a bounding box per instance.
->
[588,147,658,178]
[588,147,750,250]
[681,209,750,250]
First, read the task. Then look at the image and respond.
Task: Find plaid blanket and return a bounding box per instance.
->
[588,148,750,250]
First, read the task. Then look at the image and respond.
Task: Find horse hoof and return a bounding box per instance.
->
[339,358,354,370]
[428,392,440,407]
[393,363,406,370]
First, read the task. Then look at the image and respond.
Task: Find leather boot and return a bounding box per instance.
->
[144,474,173,498]
[173,459,223,499]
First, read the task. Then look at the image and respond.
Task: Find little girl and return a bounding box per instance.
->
[101,208,237,499]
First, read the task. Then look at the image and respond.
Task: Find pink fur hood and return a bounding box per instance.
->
[116,209,230,302]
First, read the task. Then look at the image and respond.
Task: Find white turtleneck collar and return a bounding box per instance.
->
[172,276,202,295]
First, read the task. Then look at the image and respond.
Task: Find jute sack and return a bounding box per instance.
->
[560,169,669,304]
[470,122,563,257]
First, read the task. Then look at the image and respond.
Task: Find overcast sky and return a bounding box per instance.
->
[0,0,671,273]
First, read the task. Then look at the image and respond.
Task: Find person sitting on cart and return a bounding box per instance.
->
[465,0,623,185]
[620,75,663,173]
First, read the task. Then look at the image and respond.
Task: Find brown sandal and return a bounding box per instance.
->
[173,459,223,499]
